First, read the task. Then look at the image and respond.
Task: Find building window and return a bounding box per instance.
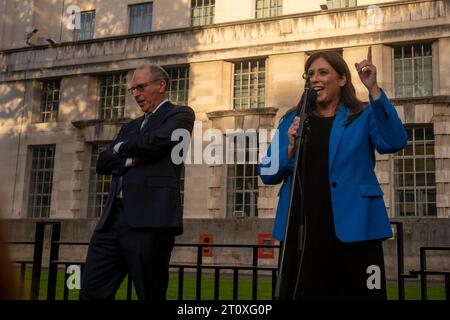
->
[255,0,283,19]
[74,11,95,41]
[40,80,60,123]
[227,134,259,218]
[87,143,112,218]
[394,126,436,217]
[191,0,215,26]
[394,43,433,98]
[233,59,266,110]
[326,0,357,9]
[28,145,56,218]
[99,73,127,120]
[129,2,153,34]
[166,66,189,106]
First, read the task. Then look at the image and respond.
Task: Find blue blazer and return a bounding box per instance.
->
[259,90,407,242]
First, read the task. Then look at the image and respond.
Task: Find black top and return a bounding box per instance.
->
[297,114,386,300]
[303,115,336,248]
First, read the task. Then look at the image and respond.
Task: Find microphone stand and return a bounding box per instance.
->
[274,77,314,300]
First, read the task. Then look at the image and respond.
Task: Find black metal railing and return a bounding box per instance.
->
[10,242,34,298]
[10,221,61,299]
[408,247,450,300]
[6,220,448,300]
[390,221,407,300]
[169,243,278,300]
[9,222,279,300]
[47,241,279,300]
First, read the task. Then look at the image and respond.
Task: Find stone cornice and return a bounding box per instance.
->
[0,0,448,82]
[71,118,130,129]
[1,0,443,55]
[391,95,450,105]
[206,107,279,120]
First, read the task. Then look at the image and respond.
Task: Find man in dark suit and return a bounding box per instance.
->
[80,64,195,300]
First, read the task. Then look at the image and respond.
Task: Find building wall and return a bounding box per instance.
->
[266,52,305,111]
[438,38,450,96]
[153,0,190,31]
[0,0,449,222]
[0,0,34,49]
[0,0,409,49]
[0,0,6,48]
[215,0,254,24]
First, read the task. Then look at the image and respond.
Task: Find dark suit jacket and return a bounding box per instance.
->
[95,101,195,234]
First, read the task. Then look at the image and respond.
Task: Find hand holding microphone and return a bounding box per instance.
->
[288,117,300,146]
[287,75,318,160]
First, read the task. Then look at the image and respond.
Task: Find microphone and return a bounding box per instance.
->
[296,76,317,116]
[308,87,317,105]
[279,71,317,300]
[301,72,317,104]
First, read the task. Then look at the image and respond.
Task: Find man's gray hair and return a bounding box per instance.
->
[137,64,169,85]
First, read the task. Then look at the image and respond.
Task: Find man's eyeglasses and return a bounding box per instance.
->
[127,79,162,94]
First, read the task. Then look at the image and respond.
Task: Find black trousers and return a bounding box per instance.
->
[277,238,387,300]
[79,199,175,300]
[300,239,387,300]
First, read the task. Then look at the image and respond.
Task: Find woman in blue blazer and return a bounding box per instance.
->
[259,48,407,300]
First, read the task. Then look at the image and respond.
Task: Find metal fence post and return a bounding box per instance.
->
[420,248,427,300]
[252,246,258,300]
[47,222,61,300]
[395,222,406,300]
[196,245,202,300]
[178,267,184,300]
[30,222,45,300]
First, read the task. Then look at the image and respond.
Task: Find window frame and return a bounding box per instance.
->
[87,142,112,218]
[73,10,96,41]
[232,59,266,110]
[98,73,127,120]
[393,125,437,217]
[255,0,283,19]
[128,2,153,34]
[393,42,433,99]
[165,65,190,106]
[27,145,56,219]
[226,134,259,218]
[40,79,61,123]
[326,0,357,9]
[190,0,215,26]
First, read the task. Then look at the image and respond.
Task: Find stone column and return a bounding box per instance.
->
[266,52,306,117]
[186,60,233,218]
[433,115,450,218]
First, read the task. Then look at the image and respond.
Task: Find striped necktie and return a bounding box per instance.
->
[116,113,151,198]
[140,113,151,131]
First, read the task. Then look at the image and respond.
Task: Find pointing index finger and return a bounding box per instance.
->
[367,46,372,63]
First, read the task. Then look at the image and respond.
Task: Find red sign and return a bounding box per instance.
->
[199,233,213,257]
[258,233,274,259]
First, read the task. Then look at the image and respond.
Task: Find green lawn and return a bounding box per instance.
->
[17,269,446,300]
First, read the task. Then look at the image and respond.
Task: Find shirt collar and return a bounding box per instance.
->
[145,99,168,116]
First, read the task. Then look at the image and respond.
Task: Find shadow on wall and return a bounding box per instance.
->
[0,0,201,221]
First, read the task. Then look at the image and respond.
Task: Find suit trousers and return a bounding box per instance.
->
[79,198,175,300]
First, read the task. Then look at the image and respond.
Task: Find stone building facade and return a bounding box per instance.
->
[0,0,449,229]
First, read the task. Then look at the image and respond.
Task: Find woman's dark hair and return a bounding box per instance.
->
[282,51,365,125]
